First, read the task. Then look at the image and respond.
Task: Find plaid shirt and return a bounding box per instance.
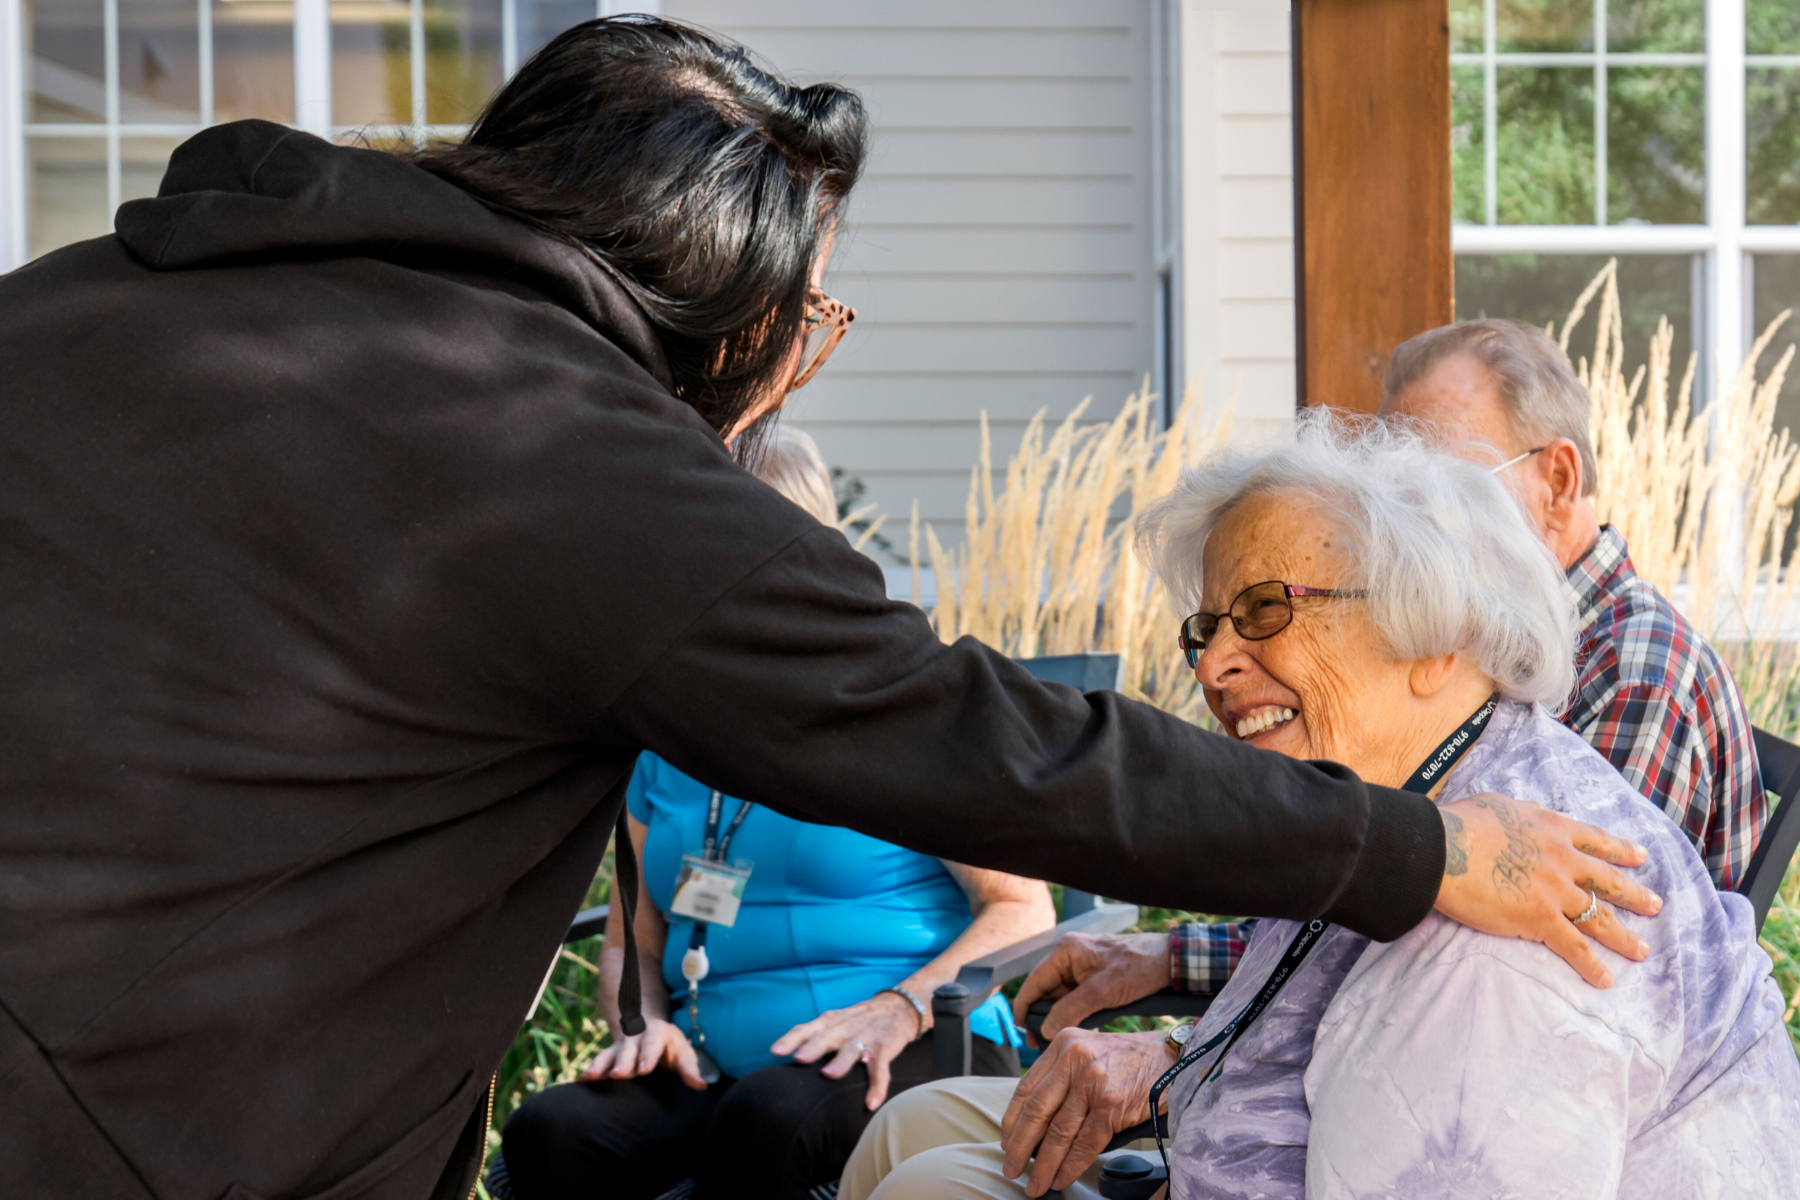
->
[1170,920,1255,993]
[1562,526,1765,890]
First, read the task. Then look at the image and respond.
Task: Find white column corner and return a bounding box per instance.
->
[0,0,26,270]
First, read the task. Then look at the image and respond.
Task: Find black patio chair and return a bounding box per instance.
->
[1742,725,1800,933]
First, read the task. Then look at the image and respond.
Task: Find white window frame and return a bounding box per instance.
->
[0,0,658,271]
[1449,0,1800,387]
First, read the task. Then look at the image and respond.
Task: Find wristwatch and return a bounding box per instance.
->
[1166,1019,1198,1056]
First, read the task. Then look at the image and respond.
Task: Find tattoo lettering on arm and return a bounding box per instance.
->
[1442,810,1468,876]
[1472,798,1541,899]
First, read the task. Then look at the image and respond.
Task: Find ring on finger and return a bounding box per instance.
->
[1571,888,1601,926]
[849,1038,871,1061]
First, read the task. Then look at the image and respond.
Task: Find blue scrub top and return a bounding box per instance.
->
[627,753,1020,1079]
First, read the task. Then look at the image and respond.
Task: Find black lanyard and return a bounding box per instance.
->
[1146,693,1499,1173]
[689,790,754,952]
[702,789,754,864]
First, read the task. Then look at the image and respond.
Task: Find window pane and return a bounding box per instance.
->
[424,0,502,125]
[1497,68,1593,225]
[214,0,296,124]
[1450,0,1482,53]
[1456,253,1695,380]
[121,137,180,205]
[1748,0,1800,55]
[28,137,109,258]
[515,0,589,66]
[1497,0,1593,53]
[332,0,412,127]
[1452,65,1485,224]
[1752,256,1800,466]
[26,0,104,123]
[1607,0,1703,53]
[120,0,199,123]
[1607,66,1704,224]
[1750,68,1800,225]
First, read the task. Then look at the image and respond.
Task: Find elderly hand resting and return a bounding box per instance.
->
[770,990,923,1111]
[579,1016,708,1090]
[999,1026,1171,1197]
[1012,931,1169,1046]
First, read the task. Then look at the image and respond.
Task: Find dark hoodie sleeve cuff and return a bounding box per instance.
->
[1322,783,1445,942]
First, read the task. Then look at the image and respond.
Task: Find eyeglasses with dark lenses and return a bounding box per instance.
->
[1177,581,1368,667]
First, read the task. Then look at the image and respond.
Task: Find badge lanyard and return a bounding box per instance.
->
[677,790,753,1084]
[1145,694,1498,1174]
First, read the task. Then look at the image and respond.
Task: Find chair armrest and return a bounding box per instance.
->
[930,900,1139,1079]
[939,900,1141,1017]
[564,905,610,944]
[1021,991,1217,1042]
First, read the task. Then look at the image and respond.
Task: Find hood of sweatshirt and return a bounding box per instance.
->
[114,119,675,392]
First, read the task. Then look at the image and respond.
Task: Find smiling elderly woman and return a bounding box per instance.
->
[843,418,1800,1200]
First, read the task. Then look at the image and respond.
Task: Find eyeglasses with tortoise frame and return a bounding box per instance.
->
[788,288,856,392]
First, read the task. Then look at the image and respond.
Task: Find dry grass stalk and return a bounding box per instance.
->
[909,385,1234,723]
[1559,260,1800,728]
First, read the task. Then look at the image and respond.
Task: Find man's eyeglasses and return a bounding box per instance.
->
[1177,580,1368,668]
[1492,446,1546,474]
[789,288,856,392]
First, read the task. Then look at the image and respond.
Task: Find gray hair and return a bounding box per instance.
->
[1384,318,1598,498]
[753,425,839,525]
[1134,413,1576,709]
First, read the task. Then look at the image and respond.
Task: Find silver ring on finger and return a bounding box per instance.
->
[849,1038,871,1061]
[1571,888,1601,926]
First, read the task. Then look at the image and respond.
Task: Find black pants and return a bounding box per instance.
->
[501,1034,1019,1200]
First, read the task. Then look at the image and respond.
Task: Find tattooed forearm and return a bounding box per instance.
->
[1442,810,1468,877]
[1473,798,1541,899]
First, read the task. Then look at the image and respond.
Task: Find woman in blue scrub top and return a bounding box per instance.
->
[501,431,1057,1200]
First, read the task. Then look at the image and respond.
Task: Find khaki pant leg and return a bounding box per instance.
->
[840,1077,1102,1200]
[865,1140,1105,1200]
[840,1077,1014,1200]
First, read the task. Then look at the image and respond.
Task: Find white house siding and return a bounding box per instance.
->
[1180,3,1295,439]
[664,0,1160,556]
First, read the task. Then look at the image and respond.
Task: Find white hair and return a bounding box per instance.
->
[1134,413,1576,709]
[752,425,838,525]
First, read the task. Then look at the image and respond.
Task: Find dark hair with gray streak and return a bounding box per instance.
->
[1384,318,1598,497]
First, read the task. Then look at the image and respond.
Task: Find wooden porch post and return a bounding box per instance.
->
[1293,0,1454,412]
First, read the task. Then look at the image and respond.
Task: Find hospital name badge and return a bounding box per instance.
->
[670,855,751,927]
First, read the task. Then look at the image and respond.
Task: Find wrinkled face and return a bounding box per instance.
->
[1195,493,1412,770]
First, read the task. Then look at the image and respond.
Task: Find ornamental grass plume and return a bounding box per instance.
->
[907,385,1235,724]
[1558,260,1800,732]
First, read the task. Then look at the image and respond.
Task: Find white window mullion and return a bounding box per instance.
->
[294,0,331,137]
[1593,0,1607,226]
[1483,0,1496,225]
[0,0,25,270]
[409,0,425,145]
[103,0,120,225]
[1707,0,1746,379]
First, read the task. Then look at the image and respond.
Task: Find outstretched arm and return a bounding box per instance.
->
[614,527,1659,969]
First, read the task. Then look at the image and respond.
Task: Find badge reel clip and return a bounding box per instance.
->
[669,792,755,1087]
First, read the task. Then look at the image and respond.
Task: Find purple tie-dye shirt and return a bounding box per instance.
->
[1165,699,1800,1199]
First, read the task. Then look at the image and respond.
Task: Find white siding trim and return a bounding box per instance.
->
[1180,4,1296,427]
[0,0,24,272]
